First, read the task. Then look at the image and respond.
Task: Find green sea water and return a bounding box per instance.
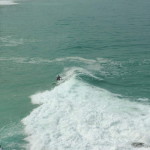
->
[0,0,150,149]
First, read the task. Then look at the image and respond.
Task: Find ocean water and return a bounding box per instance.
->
[0,0,150,149]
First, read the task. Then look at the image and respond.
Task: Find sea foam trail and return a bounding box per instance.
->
[0,56,98,64]
[0,0,17,5]
[22,76,150,150]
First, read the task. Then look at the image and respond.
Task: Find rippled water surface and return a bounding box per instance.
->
[0,0,150,149]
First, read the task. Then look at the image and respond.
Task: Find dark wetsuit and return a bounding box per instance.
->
[56,76,61,81]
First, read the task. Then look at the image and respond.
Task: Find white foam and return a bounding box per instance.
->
[22,75,150,150]
[60,67,102,82]
[0,0,17,5]
[0,56,103,66]
[0,36,38,47]
[0,36,23,46]
[54,57,97,64]
[0,56,122,79]
[0,57,27,63]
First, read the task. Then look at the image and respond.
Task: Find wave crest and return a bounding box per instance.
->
[22,72,150,150]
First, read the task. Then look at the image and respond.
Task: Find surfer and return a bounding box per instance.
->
[56,75,61,81]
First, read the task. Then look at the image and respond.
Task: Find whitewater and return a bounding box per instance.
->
[0,0,150,149]
[22,68,150,150]
[0,0,17,5]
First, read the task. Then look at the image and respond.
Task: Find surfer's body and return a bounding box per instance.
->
[56,75,61,81]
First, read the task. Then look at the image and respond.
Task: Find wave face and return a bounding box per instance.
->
[22,68,150,150]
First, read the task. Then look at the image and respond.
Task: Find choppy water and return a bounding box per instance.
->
[0,0,150,149]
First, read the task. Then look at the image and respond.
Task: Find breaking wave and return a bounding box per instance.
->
[22,68,150,150]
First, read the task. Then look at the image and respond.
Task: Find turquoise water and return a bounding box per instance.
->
[0,0,150,149]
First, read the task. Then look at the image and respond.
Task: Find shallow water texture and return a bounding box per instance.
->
[0,0,150,149]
